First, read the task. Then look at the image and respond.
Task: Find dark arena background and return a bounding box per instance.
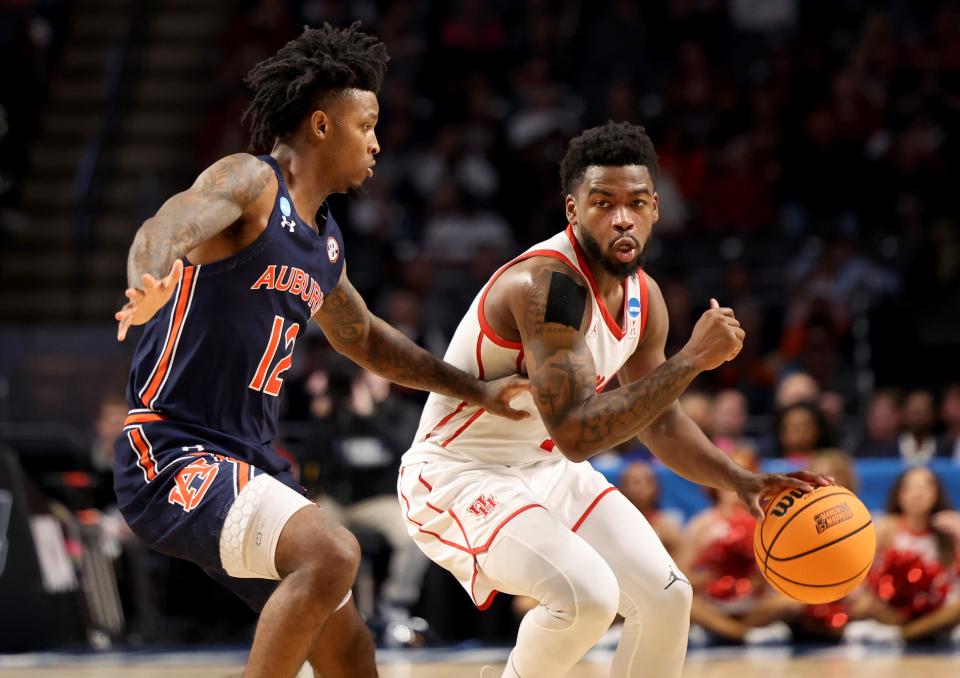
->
[1,1,960,676]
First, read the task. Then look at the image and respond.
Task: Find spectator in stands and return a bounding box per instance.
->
[680,391,714,438]
[710,389,757,454]
[774,402,831,463]
[808,449,858,493]
[859,389,903,457]
[898,389,941,464]
[846,466,960,643]
[774,372,820,409]
[301,358,430,626]
[618,461,683,557]
[938,384,960,460]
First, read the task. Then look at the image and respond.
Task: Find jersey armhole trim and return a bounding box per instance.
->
[477,249,586,350]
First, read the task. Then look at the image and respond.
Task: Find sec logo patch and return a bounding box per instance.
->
[327,236,340,263]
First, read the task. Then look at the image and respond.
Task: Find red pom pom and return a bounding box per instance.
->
[867,549,952,620]
[805,600,850,630]
[695,509,758,601]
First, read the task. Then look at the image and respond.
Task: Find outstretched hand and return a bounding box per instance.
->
[480,374,532,421]
[115,259,184,341]
[733,470,834,521]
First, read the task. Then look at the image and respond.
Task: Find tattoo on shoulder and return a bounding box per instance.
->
[197,154,272,205]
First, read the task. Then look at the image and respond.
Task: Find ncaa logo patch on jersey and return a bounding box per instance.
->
[326,236,340,263]
[627,297,641,319]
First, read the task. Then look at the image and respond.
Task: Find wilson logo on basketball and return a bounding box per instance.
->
[813,502,853,534]
[467,495,499,519]
[770,489,806,517]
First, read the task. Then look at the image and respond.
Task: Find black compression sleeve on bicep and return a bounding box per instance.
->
[544,271,588,330]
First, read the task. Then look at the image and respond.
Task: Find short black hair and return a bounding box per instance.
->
[242,22,389,150]
[559,121,660,195]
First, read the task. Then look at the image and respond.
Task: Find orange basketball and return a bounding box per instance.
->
[753,485,876,604]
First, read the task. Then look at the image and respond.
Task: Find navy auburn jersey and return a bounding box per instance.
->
[124,155,344,451]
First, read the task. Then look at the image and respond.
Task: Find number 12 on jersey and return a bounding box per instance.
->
[249,315,300,397]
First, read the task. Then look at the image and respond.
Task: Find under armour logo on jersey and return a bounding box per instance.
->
[181,444,205,453]
[281,215,296,233]
[664,566,690,590]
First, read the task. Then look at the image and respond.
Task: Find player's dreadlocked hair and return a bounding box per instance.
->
[559,121,660,195]
[242,22,389,150]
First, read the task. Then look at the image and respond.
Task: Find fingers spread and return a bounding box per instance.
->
[779,475,815,493]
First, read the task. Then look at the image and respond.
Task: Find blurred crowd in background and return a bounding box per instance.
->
[2,0,960,656]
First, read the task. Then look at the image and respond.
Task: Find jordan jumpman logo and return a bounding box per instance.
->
[664,565,690,590]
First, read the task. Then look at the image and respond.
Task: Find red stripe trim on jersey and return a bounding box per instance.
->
[477,249,583,350]
[398,481,473,554]
[565,225,627,341]
[139,265,198,408]
[123,412,166,427]
[571,486,618,532]
[639,270,649,340]
[539,439,555,452]
[236,460,251,494]
[127,425,157,482]
[475,332,485,380]
[422,401,468,441]
[418,472,433,492]
[440,408,485,447]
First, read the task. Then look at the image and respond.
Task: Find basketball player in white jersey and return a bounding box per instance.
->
[397,122,830,677]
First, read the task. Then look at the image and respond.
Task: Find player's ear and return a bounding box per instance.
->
[310,110,330,140]
[564,194,577,224]
[651,192,660,224]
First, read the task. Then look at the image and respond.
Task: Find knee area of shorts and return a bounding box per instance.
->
[566,564,620,628]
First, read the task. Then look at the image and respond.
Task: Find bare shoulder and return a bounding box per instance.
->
[874,514,898,550]
[486,256,592,340]
[191,153,276,207]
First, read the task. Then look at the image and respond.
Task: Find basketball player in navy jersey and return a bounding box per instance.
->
[111,24,527,678]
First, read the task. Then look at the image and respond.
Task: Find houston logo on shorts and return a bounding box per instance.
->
[467,494,499,519]
[168,457,219,512]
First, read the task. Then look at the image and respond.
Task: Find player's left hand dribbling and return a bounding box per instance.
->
[734,470,833,521]
[481,374,532,421]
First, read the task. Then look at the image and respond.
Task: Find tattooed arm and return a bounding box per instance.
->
[126,153,274,284]
[116,154,274,340]
[313,268,529,420]
[620,276,825,515]
[510,261,744,463]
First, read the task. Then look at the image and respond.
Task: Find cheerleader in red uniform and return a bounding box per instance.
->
[848,466,960,642]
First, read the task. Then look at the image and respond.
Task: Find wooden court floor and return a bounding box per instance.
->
[1,653,959,677]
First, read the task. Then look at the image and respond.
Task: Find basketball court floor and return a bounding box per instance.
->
[1,646,958,677]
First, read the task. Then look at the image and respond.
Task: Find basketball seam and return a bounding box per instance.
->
[765,519,873,562]
[761,489,851,575]
[763,558,872,589]
[754,543,796,599]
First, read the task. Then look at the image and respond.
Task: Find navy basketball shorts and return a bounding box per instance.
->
[113,416,313,611]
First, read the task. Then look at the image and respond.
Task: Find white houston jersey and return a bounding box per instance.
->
[404,225,649,466]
